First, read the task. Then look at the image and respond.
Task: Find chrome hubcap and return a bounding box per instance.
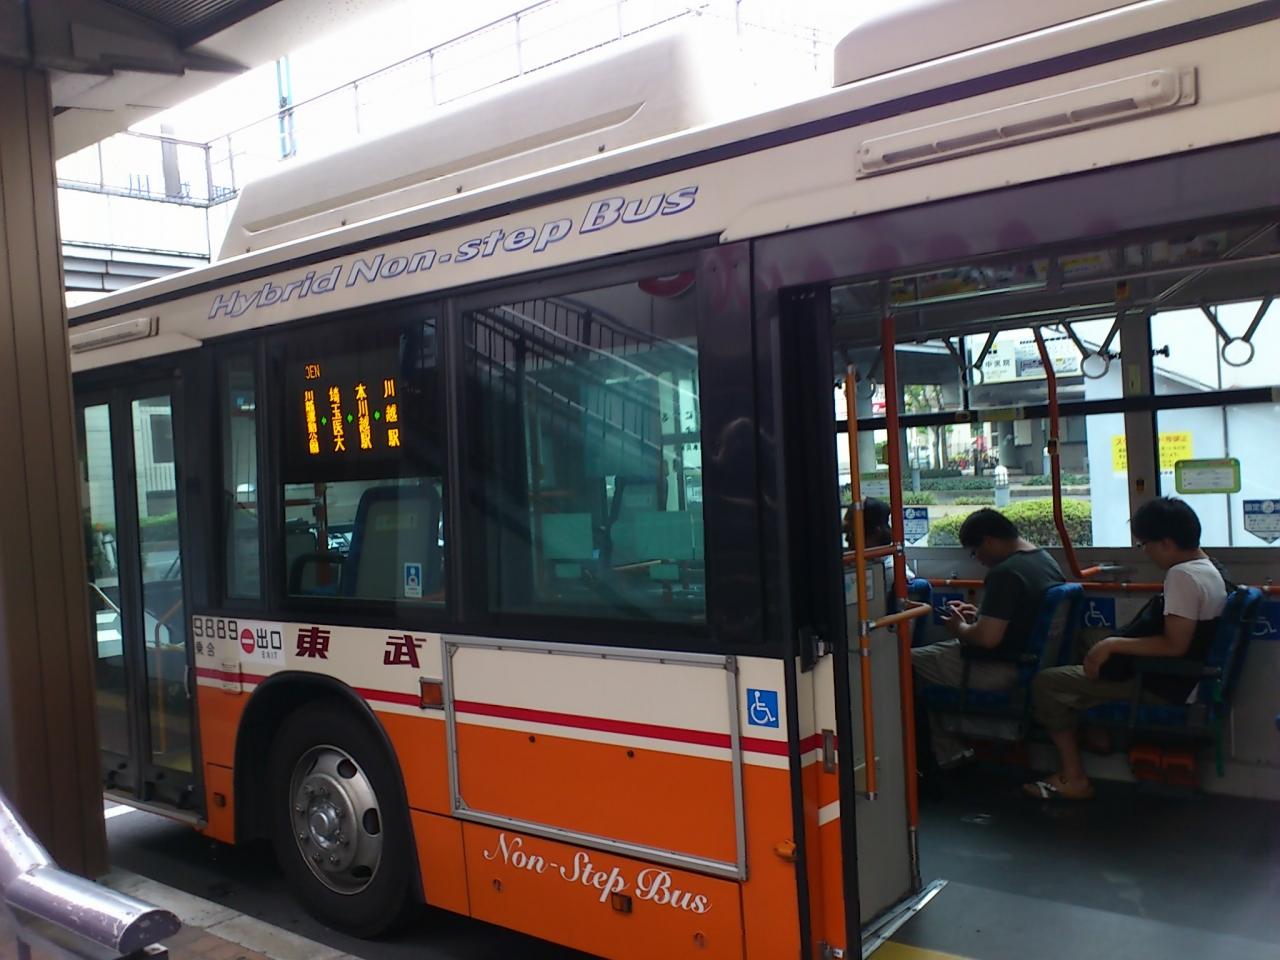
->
[289,745,382,895]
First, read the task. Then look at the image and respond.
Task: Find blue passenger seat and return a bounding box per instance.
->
[907,578,933,647]
[920,582,1084,739]
[341,484,444,600]
[1082,586,1262,775]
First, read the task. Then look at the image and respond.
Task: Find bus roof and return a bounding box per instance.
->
[67,0,1273,347]
[833,0,1138,85]
[216,26,824,261]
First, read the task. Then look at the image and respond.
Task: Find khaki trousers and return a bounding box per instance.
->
[911,640,1018,765]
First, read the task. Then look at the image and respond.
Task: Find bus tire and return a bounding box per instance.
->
[268,699,414,937]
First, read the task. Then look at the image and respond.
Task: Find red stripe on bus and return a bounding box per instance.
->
[455,700,810,757]
[797,733,825,754]
[455,700,732,749]
[353,686,422,707]
[194,670,821,758]
[195,666,269,685]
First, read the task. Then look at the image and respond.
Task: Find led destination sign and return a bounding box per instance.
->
[297,361,401,461]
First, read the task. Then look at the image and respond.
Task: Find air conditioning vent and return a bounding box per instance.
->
[69,315,157,353]
[857,68,1197,177]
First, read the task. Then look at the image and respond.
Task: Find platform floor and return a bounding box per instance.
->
[897,767,1280,960]
[5,781,1275,960]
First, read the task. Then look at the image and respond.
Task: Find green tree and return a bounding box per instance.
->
[903,383,949,470]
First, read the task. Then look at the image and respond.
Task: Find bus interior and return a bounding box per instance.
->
[826,215,1279,957]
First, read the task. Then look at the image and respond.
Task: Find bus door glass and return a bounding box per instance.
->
[82,399,129,770]
[775,285,916,956]
[77,381,197,810]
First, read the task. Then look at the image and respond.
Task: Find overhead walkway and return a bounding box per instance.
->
[63,243,208,297]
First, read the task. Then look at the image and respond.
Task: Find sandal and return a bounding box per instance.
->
[1022,774,1095,801]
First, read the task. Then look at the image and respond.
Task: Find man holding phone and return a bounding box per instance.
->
[912,508,1066,768]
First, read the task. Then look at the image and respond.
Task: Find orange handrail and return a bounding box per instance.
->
[926,577,1176,594]
[929,577,984,589]
[842,545,895,567]
[869,601,931,632]
[1033,329,1087,580]
[1083,581,1162,593]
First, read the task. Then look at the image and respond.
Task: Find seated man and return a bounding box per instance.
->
[843,497,915,579]
[912,508,1065,768]
[1026,497,1227,800]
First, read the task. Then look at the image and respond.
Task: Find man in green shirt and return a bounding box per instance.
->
[912,508,1066,767]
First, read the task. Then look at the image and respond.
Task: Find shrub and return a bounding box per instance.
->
[138,512,179,542]
[1022,473,1091,486]
[920,476,995,491]
[928,499,1092,547]
[901,491,936,505]
[952,495,995,506]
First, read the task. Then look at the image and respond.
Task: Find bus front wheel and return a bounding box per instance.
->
[268,699,414,936]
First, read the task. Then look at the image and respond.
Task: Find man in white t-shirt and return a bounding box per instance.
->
[1025,497,1228,801]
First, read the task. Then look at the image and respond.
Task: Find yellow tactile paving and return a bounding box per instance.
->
[875,941,974,960]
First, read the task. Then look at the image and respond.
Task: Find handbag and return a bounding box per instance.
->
[1096,594,1164,682]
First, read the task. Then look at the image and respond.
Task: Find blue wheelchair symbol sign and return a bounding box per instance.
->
[1254,601,1280,641]
[903,507,930,544]
[747,689,779,728]
[1081,598,1116,629]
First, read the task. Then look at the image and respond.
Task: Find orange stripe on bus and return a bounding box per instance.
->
[412,810,470,916]
[202,763,235,844]
[741,763,804,960]
[195,685,246,768]
[378,711,451,814]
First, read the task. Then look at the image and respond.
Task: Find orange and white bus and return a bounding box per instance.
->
[70,1,1280,957]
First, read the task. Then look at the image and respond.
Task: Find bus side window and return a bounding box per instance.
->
[463,277,706,624]
[221,354,260,600]
[280,314,447,606]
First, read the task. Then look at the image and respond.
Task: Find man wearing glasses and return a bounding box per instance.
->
[1025,497,1227,800]
[912,508,1066,769]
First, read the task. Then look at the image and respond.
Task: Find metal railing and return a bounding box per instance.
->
[57,132,237,208]
[1,789,180,959]
[56,0,832,208]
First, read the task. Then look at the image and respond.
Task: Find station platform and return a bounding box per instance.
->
[0,847,359,960]
[8,774,1276,960]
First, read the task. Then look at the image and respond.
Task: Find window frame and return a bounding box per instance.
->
[148,413,175,464]
[824,215,1280,559]
[263,302,456,632]
[199,241,768,655]
[451,251,716,648]
[215,347,264,605]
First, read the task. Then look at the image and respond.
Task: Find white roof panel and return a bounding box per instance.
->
[833,0,1138,86]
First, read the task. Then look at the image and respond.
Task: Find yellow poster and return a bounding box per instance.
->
[1161,432,1193,471]
[1111,435,1127,473]
[1111,432,1193,473]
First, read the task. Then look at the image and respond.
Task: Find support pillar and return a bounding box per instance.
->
[0,64,107,877]
[855,379,878,470]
